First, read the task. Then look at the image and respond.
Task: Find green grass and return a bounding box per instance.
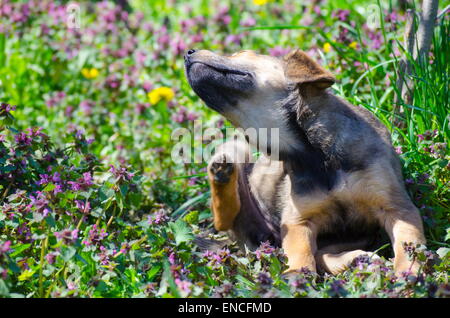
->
[0,0,448,298]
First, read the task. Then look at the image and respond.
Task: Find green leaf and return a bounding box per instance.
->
[0,279,9,296]
[436,247,450,259]
[43,183,56,192]
[171,191,210,218]
[9,243,31,257]
[169,219,194,245]
[119,184,129,196]
[183,210,199,224]
[60,246,76,261]
[147,264,162,281]
[235,275,255,288]
[45,215,56,227]
[445,229,450,242]
[18,270,35,281]
[158,260,180,297]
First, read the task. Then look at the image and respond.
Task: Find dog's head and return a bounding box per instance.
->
[184,49,335,154]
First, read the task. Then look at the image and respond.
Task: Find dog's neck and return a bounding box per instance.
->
[278,88,326,153]
[279,88,337,193]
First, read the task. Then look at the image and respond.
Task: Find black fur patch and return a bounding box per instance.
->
[280,91,337,194]
[185,61,255,113]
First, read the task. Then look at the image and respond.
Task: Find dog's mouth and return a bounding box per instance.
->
[187,61,251,77]
[185,58,255,113]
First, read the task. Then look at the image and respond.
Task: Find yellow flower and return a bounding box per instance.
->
[253,0,270,5]
[148,87,175,105]
[81,68,99,79]
[323,42,332,53]
[349,41,358,49]
[18,270,35,281]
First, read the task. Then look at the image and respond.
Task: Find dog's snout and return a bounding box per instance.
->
[184,49,197,63]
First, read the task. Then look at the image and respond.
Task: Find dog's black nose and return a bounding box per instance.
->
[185,49,197,63]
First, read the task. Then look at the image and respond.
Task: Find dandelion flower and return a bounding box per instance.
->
[148,87,175,105]
[323,42,332,53]
[349,41,358,49]
[81,68,99,79]
[253,0,270,5]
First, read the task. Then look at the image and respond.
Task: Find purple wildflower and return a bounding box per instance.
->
[171,106,198,123]
[147,209,169,225]
[329,279,347,296]
[67,171,94,192]
[105,74,121,89]
[257,272,273,287]
[175,278,192,294]
[180,18,195,33]
[0,102,16,117]
[224,34,243,46]
[168,252,176,265]
[0,241,11,255]
[332,9,350,21]
[202,248,230,269]
[38,174,52,185]
[54,229,78,245]
[45,252,57,265]
[79,100,95,115]
[14,132,32,147]
[240,17,256,27]
[255,241,275,260]
[142,81,153,92]
[82,225,108,246]
[29,191,51,216]
[75,200,91,214]
[109,165,135,182]
[268,46,291,57]
[120,243,130,255]
[191,33,203,43]
[171,37,187,56]
[367,30,383,50]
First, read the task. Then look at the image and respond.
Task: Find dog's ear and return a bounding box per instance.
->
[284,49,335,89]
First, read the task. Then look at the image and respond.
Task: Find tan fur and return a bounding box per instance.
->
[208,163,240,231]
[281,222,318,272]
[285,161,425,274]
[316,250,377,275]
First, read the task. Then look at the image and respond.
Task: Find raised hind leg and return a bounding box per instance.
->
[207,140,251,231]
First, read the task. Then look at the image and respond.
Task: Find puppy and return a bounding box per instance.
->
[184,49,426,275]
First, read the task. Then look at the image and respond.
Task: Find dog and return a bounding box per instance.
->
[184,48,426,275]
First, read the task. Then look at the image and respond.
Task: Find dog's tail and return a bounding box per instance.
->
[193,235,234,252]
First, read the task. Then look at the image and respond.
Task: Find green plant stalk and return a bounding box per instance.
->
[38,236,48,298]
[106,204,118,230]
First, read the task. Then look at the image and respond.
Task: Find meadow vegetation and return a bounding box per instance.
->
[0,0,448,297]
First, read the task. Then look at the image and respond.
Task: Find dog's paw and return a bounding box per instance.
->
[208,153,235,184]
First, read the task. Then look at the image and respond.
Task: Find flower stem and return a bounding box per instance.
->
[106,205,117,230]
[38,236,48,297]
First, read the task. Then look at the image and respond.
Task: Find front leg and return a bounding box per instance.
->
[281,221,318,273]
[377,202,426,275]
